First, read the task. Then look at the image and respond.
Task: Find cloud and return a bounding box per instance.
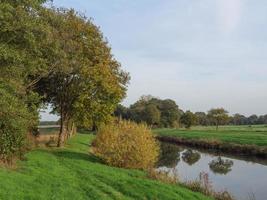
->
[217,0,243,34]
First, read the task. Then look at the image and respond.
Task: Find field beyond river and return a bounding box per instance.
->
[154,125,267,147]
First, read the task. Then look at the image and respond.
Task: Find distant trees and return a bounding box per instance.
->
[194,112,267,127]
[114,96,181,128]
[231,114,247,125]
[115,97,267,129]
[257,115,267,124]
[114,104,130,120]
[228,114,267,125]
[247,115,258,125]
[207,108,229,130]
[180,111,197,129]
[143,104,161,126]
[195,112,210,126]
[158,99,181,128]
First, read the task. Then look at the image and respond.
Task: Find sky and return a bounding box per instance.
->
[41,0,267,120]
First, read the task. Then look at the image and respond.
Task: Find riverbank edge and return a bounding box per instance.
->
[156,136,267,158]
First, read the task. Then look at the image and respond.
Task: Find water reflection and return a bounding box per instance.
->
[182,149,201,165]
[158,142,267,200]
[209,157,234,175]
[158,143,181,167]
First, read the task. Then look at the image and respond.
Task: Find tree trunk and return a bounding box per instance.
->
[57,118,64,147]
[57,106,68,147]
[92,122,98,132]
[216,120,219,131]
[70,122,76,137]
[65,120,76,139]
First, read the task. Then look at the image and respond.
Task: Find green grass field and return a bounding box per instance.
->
[0,133,211,200]
[154,125,267,146]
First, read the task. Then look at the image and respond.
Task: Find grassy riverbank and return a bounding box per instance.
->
[154,125,267,146]
[0,133,211,200]
[154,125,267,158]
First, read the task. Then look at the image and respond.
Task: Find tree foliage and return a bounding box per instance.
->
[116,96,266,129]
[180,111,197,129]
[115,96,181,128]
[0,0,129,157]
[194,111,266,126]
[33,8,129,146]
[0,83,32,163]
[207,108,229,130]
[0,0,54,161]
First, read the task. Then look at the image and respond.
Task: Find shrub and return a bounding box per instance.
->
[148,169,179,184]
[0,84,30,164]
[184,172,235,200]
[148,170,235,200]
[92,120,159,170]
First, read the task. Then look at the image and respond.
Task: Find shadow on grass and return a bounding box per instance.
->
[53,151,102,164]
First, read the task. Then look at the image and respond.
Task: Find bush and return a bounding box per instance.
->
[148,169,179,184]
[147,170,234,200]
[0,84,30,164]
[92,120,159,170]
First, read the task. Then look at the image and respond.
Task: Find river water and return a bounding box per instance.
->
[158,142,267,200]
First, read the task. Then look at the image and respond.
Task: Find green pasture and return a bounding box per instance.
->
[154,125,267,146]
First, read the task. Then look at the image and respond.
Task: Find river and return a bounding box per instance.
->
[158,142,267,200]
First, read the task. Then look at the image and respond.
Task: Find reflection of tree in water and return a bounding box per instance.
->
[182,149,201,165]
[158,142,182,168]
[209,157,234,175]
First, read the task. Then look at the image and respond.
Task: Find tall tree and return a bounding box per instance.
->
[37,8,129,146]
[207,108,229,130]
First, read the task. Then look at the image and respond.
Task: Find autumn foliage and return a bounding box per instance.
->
[92,120,159,170]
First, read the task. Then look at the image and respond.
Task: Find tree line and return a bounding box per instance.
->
[115,95,182,128]
[0,0,129,162]
[114,95,267,129]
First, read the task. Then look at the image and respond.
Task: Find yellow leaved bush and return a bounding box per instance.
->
[92,120,159,170]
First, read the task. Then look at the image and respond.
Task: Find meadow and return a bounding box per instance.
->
[0,133,211,200]
[154,125,267,146]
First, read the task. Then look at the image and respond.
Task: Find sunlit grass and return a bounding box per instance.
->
[154,125,267,146]
[0,133,211,200]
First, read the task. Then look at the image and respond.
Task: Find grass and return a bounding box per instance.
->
[0,133,211,200]
[154,125,267,147]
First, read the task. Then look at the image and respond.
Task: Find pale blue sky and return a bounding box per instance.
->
[41,0,267,120]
